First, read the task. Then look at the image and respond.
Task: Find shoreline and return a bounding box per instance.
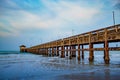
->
[56,69,120,80]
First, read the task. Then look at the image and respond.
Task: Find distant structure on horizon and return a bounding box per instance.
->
[20,45,27,52]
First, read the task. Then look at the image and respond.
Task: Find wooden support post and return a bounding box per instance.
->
[43,48,45,55]
[34,49,36,54]
[35,49,36,53]
[104,43,105,59]
[55,47,57,56]
[42,49,43,55]
[40,49,41,54]
[34,49,36,53]
[43,49,45,55]
[89,43,94,61]
[47,48,48,56]
[31,49,33,53]
[42,48,44,55]
[82,45,84,59]
[45,48,46,55]
[35,49,36,54]
[56,47,59,56]
[104,41,110,64]
[41,49,43,55]
[48,48,50,56]
[37,49,39,54]
[66,46,68,56]
[42,49,44,55]
[46,48,48,56]
[61,46,65,58]
[35,49,37,54]
[69,45,72,59]
[54,47,56,56]
[52,47,54,56]
[49,48,51,56]
[72,45,76,57]
[38,49,40,54]
[41,49,42,55]
[78,44,81,60]
[50,48,52,56]
[104,29,110,64]
[39,49,41,54]
[89,32,94,62]
[33,49,35,53]
[39,49,40,54]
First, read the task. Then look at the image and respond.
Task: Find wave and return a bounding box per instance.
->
[0,51,23,54]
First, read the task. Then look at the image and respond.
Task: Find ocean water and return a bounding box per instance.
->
[0,51,120,80]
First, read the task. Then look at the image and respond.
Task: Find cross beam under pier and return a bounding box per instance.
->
[24,24,120,64]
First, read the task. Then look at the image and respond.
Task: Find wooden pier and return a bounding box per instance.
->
[22,24,120,64]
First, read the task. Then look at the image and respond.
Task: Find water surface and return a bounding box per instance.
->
[0,51,120,80]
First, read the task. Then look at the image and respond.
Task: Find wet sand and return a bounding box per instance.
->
[56,69,120,80]
[0,51,120,80]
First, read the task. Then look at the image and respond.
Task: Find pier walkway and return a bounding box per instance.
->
[21,24,120,64]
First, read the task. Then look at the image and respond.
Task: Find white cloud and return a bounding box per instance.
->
[6,0,19,7]
[0,22,19,36]
[41,0,100,25]
[0,0,101,37]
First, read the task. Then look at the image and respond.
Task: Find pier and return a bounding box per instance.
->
[21,24,120,64]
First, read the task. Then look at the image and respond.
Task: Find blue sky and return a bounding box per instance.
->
[0,0,120,51]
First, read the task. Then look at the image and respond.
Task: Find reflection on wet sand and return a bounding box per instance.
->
[0,51,120,80]
[56,68,120,80]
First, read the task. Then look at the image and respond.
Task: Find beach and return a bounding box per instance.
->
[0,51,120,80]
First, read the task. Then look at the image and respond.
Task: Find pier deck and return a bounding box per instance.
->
[24,24,120,64]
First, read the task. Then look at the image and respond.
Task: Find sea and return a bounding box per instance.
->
[0,51,120,80]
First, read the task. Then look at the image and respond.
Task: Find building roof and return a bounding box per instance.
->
[20,45,26,47]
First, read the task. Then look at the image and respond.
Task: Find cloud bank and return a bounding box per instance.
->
[0,0,101,37]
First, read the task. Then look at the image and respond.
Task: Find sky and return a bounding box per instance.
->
[0,0,120,51]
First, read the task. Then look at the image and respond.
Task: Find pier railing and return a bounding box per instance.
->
[24,24,120,64]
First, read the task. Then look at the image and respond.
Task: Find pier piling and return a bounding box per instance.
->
[23,24,120,64]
